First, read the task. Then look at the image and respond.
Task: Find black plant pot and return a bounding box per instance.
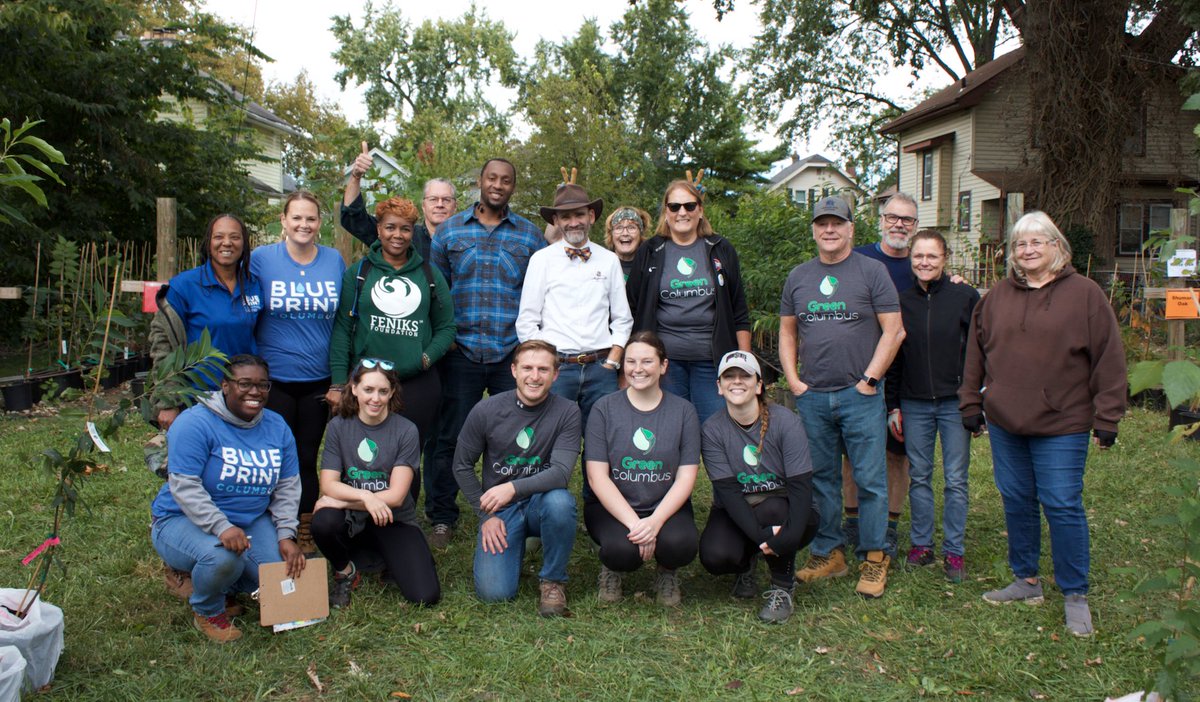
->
[1169,407,1200,440]
[1,376,36,412]
[130,372,147,408]
[1130,388,1168,412]
[37,368,84,399]
[100,364,123,390]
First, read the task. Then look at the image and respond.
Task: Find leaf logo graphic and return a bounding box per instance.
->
[515,427,534,451]
[677,257,696,276]
[819,275,839,297]
[356,438,378,463]
[742,444,760,466]
[632,427,656,453]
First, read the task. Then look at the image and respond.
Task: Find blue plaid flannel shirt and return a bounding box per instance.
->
[431,204,546,364]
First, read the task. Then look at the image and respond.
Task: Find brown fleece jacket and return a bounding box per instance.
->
[958,265,1127,436]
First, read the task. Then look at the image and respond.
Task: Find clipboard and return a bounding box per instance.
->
[258,558,329,628]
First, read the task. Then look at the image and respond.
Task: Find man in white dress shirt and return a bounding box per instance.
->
[517,183,633,440]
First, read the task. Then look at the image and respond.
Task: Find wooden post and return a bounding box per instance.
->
[1167,208,1188,361]
[156,197,178,282]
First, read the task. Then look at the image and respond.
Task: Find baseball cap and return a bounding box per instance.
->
[718,350,761,378]
[811,196,853,223]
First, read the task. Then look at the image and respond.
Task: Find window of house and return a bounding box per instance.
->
[1118,202,1173,255]
[958,191,971,232]
[808,188,817,208]
[1123,103,1146,157]
[921,151,933,201]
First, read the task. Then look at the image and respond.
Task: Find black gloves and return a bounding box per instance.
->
[962,414,985,435]
[1094,429,1117,448]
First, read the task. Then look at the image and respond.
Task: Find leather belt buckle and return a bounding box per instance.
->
[576,353,590,364]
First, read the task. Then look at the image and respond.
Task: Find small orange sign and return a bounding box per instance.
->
[1165,289,1200,319]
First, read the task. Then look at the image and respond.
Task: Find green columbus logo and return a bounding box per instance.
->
[515,426,535,451]
[677,257,696,276]
[742,444,760,466]
[632,427,656,453]
[356,438,378,463]
[819,275,839,297]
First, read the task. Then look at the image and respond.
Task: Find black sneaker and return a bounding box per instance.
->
[732,554,759,599]
[330,565,361,610]
[842,519,859,553]
[885,524,898,557]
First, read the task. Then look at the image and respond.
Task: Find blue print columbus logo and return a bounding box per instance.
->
[371,276,421,318]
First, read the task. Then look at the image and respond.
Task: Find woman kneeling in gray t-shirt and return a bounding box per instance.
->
[584,331,700,607]
[698,350,818,624]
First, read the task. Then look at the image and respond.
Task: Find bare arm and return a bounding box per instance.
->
[343,142,371,207]
[857,311,904,394]
[778,315,807,395]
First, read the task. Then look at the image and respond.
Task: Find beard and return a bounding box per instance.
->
[562,226,590,246]
[883,231,910,251]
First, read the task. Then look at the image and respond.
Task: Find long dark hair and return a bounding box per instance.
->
[337,362,405,418]
[200,213,254,305]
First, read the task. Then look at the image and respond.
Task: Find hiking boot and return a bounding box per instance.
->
[654,567,682,607]
[732,559,759,599]
[329,565,361,610]
[944,554,965,583]
[982,578,1044,605]
[224,595,245,617]
[842,519,859,553]
[164,564,192,600]
[193,611,242,643]
[597,565,623,603]
[538,579,568,617]
[855,550,890,598]
[1064,594,1094,637]
[795,549,849,583]
[429,523,453,549]
[758,586,795,624]
[296,513,317,556]
[906,546,935,567]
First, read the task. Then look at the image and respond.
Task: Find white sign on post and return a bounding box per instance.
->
[1167,249,1197,278]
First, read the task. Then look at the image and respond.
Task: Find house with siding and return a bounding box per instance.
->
[766,153,863,208]
[879,46,1199,272]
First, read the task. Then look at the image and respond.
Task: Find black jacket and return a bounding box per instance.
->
[626,234,751,366]
[886,274,980,410]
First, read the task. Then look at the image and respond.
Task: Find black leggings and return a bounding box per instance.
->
[584,500,698,572]
[396,365,441,462]
[266,377,331,515]
[311,508,441,605]
[700,497,818,587]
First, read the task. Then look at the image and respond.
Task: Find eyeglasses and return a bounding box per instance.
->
[232,379,272,392]
[1013,239,1053,251]
[665,201,699,213]
[882,213,918,227]
[423,196,455,205]
[612,224,642,234]
[359,358,395,371]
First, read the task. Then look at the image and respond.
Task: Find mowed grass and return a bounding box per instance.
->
[0,396,1191,701]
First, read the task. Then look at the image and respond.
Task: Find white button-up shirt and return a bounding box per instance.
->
[516,240,633,354]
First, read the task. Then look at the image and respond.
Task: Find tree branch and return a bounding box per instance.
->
[1000,0,1026,34]
[1134,3,1197,63]
[806,78,906,112]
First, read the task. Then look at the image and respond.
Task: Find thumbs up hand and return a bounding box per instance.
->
[350,141,372,179]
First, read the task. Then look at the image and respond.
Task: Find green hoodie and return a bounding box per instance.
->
[329,241,454,384]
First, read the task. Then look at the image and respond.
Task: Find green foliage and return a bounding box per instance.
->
[0,118,66,225]
[1131,359,1200,411]
[1062,225,1096,273]
[147,328,229,411]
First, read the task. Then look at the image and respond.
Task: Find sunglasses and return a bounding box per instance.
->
[665,201,699,213]
[359,358,395,371]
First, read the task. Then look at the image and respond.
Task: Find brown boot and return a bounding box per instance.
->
[297,513,317,556]
[538,579,568,617]
[163,563,192,599]
[193,611,242,643]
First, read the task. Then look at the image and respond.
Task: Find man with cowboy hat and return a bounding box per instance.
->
[517,183,632,439]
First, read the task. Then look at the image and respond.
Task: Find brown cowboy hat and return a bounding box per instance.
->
[539,183,603,224]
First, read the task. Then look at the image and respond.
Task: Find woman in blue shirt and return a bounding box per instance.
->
[251,191,346,552]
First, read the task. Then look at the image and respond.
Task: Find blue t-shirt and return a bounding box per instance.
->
[854,242,911,294]
[165,263,263,385]
[251,243,346,382]
[151,405,300,527]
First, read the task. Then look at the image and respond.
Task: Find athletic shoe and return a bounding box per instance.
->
[944,554,965,583]
[193,611,242,643]
[597,565,623,603]
[795,549,849,583]
[163,564,192,600]
[842,519,859,553]
[906,546,935,567]
[654,567,682,607]
[329,565,361,610]
[538,580,568,617]
[758,586,795,624]
[732,560,759,599]
[429,523,452,549]
[855,550,890,598]
[1064,594,1094,637]
[885,524,898,557]
[982,578,1044,605]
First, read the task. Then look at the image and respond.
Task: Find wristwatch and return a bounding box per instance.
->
[601,359,621,370]
[861,375,878,387]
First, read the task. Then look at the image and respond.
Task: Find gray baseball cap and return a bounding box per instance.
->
[811,196,852,223]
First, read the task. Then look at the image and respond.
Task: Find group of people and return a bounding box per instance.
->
[145,151,1127,643]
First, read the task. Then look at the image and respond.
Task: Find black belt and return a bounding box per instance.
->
[557,350,606,365]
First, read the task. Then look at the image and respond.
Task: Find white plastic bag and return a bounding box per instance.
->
[0,646,27,702]
[0,589,64,691]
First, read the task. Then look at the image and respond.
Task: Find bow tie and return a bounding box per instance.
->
[565,246,591,262]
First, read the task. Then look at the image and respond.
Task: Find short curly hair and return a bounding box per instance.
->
[375,197,419,223]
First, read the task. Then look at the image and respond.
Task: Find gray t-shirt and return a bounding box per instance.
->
[320,413,420,526]
[701,404,812,506]
[452,390,582,519]
[780,252,899,391]
[656,239,716,361]
[584,390,701,512]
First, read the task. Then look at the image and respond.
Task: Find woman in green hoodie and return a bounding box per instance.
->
[327,197,454,458]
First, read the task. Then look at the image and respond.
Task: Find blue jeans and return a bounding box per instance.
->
[427,347,516,526]
[663,359,722,424]
[473,489,577,602]
[902,398,971,556]
[553,361,619,501]
[152,513,282,616]
[796,386,888,559]
[988,423,1091,595]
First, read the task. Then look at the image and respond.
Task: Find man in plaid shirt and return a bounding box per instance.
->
[426,158,547,547]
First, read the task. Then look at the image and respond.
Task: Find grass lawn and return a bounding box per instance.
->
[0,393,1191,701]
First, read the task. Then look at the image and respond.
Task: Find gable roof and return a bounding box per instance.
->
[767,153,859,191]
[880,47,1025,136]
[342,148,408,178]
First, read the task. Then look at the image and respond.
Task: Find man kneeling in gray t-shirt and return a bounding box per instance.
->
[452,340,583,616]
